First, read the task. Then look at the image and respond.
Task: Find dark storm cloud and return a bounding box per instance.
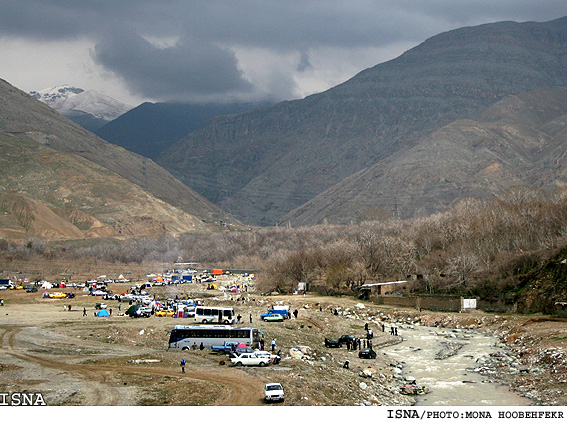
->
[92,30,254,102]
[2,1,567,102]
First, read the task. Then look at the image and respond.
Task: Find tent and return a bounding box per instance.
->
[96,309,110,317]
[126,305,139,316]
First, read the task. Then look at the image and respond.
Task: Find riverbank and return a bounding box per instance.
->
[380,310,567,406]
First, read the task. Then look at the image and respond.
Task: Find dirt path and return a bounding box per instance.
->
[0,323,264,406]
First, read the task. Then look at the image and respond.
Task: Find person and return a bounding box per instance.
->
[199,342,204,351]
[181,358,186,373]
[293,309,299,319]
[395,327,398,336]
[237,314,242,324]
[390,326,395,335]
[109,308,112,316]
[364,322,369,332]
[382,323,385,332]
[249,313,253,323]
[271,338,276,352]
[192,342,198,350]
[346,340,350,351]
[260,339,265,350]
[68,304,72,312]
[343,360,350,369]
[83,307,87,317]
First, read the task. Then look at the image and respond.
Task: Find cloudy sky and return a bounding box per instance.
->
[1,1,567,107]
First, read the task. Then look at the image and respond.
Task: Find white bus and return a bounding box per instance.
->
[167,325,262,350]
[194,306,235,324]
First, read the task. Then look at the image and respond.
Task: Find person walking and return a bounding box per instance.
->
[271,338,276,352]
[180,358,186,373]
[260,339,265,351]
[249,313,253,323]
[83,307,87,317]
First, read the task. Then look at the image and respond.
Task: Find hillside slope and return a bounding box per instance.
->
[96,101,270,159]
[0,79,234,229]
[0,132,209,239]
[282,87,567,224]
[158,17,567,225]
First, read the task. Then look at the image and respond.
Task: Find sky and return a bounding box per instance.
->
[1,1,567,107]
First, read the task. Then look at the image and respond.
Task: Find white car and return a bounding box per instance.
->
[230,353,271,367]
[254,350,281,364]
[264,383,285,402]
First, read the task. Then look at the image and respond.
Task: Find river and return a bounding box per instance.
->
[383,324,532,406]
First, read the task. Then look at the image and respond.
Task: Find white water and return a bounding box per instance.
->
[383,325,532,406]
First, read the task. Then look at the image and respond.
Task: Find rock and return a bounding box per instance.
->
[356,303,365,309]
[289,348,304,359]
[361,369,374,378]
[359,382,368,390]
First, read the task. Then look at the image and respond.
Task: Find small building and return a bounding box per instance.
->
[359,280,408,296]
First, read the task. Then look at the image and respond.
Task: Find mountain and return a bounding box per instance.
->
[30,85,133,132]
[282,86,567,224]
[0,78,234,239]
[96,101,271,159]
[156,17,567,226]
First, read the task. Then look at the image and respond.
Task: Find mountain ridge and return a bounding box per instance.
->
[157,16,567,226]
[281,86,567,225]
[0,78,236,239]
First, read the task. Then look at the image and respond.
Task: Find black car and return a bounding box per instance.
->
[358,348,377,359]
[324,338,341,348]
[338,334,356,345]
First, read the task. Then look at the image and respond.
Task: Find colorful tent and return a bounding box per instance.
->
[96,309,110,317]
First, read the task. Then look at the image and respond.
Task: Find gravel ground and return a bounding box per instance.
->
[1,279,565,407]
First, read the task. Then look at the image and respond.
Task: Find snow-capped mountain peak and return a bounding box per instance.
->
[30,85,133,123]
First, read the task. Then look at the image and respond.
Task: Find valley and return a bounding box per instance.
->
[0,277,565,407]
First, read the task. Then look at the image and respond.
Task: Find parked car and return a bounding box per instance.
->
[155,310,174,317]
[324,338,341,348]
[26,286,38,293]
[263,313,284,322]
[230,352,271,367]
[255,350,281,364]
[264,383,285,402]
[358,348,377,359]
[338,334,356,345]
